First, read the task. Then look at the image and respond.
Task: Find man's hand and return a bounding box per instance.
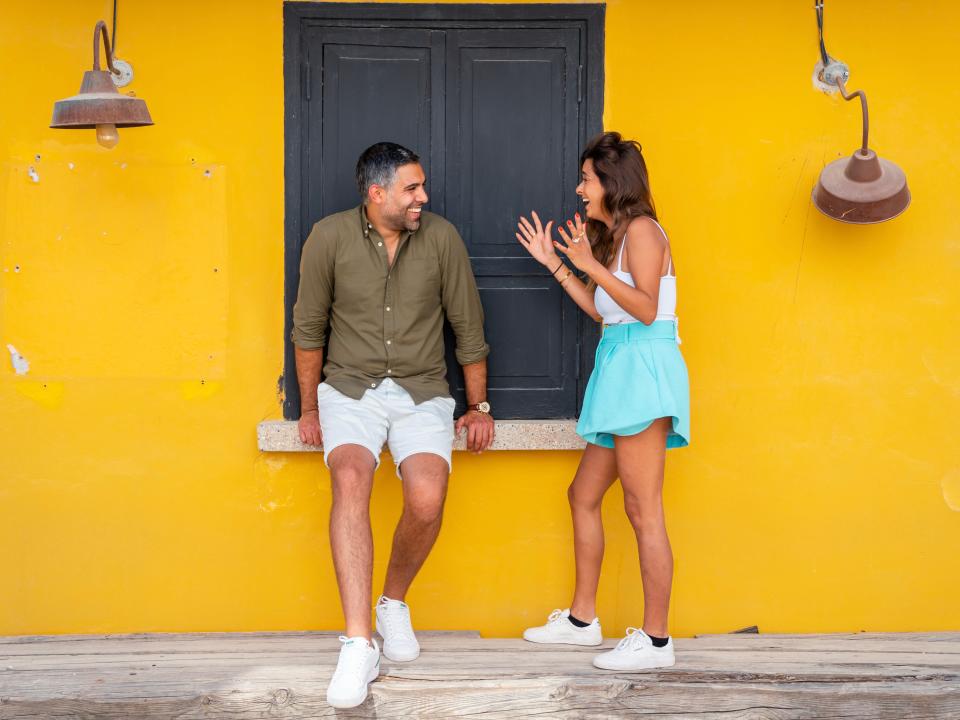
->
[455,410,495,453]
[298,409,323,446]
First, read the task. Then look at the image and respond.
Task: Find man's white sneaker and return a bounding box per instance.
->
[522,609,603,646]
[326,636,380,709]
[592,628,675,671]
[375,595,420,662]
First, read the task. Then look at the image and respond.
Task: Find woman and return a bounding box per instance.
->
[516,132,689,671]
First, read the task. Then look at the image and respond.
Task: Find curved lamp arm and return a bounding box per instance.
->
[835,77,869,155]
[92,20,119,75]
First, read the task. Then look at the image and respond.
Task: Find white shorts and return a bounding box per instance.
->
[317,378,456,478]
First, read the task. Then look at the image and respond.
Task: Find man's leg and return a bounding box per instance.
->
[327,444,378,640]
[382,453,449,600]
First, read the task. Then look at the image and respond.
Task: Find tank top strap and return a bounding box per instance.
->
[615,233,628,272]
[648,217,669,242]
[618,219,674,275]
[648,217,674,277]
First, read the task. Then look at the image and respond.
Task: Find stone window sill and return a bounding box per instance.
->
[257,420,585,452]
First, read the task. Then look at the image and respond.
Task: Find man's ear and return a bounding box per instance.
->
[367,184,385,206]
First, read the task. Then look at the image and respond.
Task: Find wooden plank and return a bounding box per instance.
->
[2,675,959,719]
[1,632,958,719]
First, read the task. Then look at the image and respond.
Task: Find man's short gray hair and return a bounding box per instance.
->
[356,142,421,202]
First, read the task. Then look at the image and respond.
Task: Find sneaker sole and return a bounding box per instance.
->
[380,643,420,662]
[592,656,675,671]
[326,658,380,708]
[376,620,420,662]
[522,633,603,647]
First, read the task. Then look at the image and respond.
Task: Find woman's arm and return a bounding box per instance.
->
[556,216,667,326]
[554,266,601,321]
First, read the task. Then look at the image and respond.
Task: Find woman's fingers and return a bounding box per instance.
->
[543,220,554,240]
[518,216,535,237]
[574,212,585,237]
[517,221,537,243]
[553,240,570,255]
[557,224,572,244]
[531,210,543,233]
[516,232,530,249]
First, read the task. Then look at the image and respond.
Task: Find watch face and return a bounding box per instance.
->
[477,401,491,413]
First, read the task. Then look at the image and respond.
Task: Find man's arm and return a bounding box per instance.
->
[439,225,494,453]
[292,222,335,446]
[296,346,324,445]
[456,359,494,452]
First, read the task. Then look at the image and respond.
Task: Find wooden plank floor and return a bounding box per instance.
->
[1,631,959,719]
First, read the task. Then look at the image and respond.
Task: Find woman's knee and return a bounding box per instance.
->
[622,492,663,531]
[568,480,603,512]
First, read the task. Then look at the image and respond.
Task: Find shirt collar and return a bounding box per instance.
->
[359,205,414,244]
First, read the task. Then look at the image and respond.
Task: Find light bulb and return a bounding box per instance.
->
[95,123,119,149]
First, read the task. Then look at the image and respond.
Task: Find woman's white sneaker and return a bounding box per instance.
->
[375,595,420,662]
[522,609,603,646]
[326,636,381,709]
[593,628,675,671]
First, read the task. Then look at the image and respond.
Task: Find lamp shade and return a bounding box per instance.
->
[813,148,910,224]
[50,69,152,129]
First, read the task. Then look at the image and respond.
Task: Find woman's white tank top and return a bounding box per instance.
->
[594,218,676,325]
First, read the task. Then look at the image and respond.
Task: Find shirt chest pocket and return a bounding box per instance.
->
[335,257,382,311]
[401,258,442,302]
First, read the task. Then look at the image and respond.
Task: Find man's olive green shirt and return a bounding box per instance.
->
[292,206,489,404]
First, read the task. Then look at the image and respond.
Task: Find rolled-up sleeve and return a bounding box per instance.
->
[440,227,490,366]
[291,223,335,349]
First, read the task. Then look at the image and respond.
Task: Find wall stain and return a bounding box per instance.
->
[6,344,30,375]
[14,380,64,409]
[941,470,960,512]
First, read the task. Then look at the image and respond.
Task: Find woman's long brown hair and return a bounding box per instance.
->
[580,132,658,289]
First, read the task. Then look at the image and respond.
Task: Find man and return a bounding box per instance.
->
[292,142,495,709]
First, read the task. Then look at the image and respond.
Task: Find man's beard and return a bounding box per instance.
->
[384,204,422,232]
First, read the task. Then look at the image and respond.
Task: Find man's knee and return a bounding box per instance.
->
[329,446,376,505]
[401,457,449,525]
[406,490,446,526]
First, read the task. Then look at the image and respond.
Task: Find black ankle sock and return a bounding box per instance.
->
[567,614,591,628]
[648,634,669,648]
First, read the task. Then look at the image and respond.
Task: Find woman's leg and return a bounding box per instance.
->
[568,442,619,621]
[614,418,672,638]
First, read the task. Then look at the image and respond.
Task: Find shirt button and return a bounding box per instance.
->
[378,242,383,247]
[387,369,392,374]
[370,382,376,388]
[386,306,391,311]
[386,340,392,345]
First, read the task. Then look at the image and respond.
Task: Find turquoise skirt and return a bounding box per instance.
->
[577,320,690,449]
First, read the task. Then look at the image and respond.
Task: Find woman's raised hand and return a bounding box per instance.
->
[555,213,597,273]
[516,211,559,268]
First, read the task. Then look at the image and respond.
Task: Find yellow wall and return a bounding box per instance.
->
[1,0,958,638]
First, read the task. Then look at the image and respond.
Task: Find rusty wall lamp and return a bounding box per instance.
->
[811,1,910,224]
[50,20,152,149]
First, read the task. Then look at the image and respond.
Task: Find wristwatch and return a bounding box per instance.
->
[468,401,491,414]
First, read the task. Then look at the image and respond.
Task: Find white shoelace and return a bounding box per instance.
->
[334,636,373,681]
[545,609,566,625]
[379,602,415,642]
[615,627,652,652]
